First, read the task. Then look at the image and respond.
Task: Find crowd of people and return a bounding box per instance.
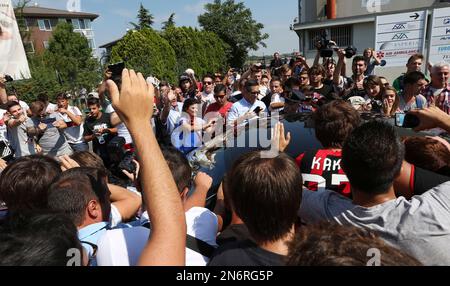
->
[0,43,449,266]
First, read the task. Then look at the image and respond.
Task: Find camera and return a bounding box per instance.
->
[4,75,13,83]
[108,62,125,90]
[317,30,356,59]
[107,136,137,176]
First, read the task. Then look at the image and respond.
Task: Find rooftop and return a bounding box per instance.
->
[18,6,98,19]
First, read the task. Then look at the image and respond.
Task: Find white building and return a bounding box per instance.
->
[292,0,450,82]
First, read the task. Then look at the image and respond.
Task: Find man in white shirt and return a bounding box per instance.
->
[96,146,219,266]
[227,79,267,127]
[160,89,184,136]
[55,93,88,152]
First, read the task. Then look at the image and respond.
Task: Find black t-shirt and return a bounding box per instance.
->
[270,59,283,69]
[312,84,334,100]
[208,240,285,266]
[261,93,272,110]
[216,224,252,246]
[83,112,114,152]
[412,166,450,196]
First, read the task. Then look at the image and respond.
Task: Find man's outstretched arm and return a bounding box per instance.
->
[107,69,186,266]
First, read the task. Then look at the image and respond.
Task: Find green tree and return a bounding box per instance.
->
[130,3,154,30]
[11,22,100,103]
[110,28,177,83]
[162,26,228,77]
[198,0,269,68]
[161,13,176,31]
[44,22,101,93]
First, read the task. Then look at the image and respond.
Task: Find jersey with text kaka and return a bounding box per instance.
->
[296,149,351,198]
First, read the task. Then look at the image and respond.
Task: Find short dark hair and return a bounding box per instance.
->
[228,151,302,244]
[0,211,82,266]
[161,146,192,193]
[202,74,214,82]
[403,137,450,176]
[287,222,422,266]
[313,100,361,148]
[0,155,61,212]
[214,84,227,95]
[284,77,301,90]
[47,167,110,226]
[30,101,45,115]
[407,53,424,65]
[6,100,20,112]
[403,71,426,86]
[55,93,69,101]
[342,121,404,194]
[245,79,259,92]
[308,65,326,77]
[352,56,367,66]
[70,151,108,173]
[182,97,199,113]
[87,97,100,107]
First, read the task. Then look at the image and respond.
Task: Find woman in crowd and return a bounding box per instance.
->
[382,86,400,117]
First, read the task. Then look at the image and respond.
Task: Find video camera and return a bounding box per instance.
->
[317,30,356,59]
[4,75,13,83]
[107,136,137,178]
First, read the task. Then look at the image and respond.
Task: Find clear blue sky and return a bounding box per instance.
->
[15,0,300,56]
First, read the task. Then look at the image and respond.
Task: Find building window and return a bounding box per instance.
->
[43,41,50,49]
[38,19,52,31]
[24,42,35,53]
[71,19,80,30]
[330,26,352,47]
[309,25,352,50]
[84,19,92,30]
[87,38,96,49]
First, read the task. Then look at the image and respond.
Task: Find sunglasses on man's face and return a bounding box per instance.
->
[203,81,213,85]
[215,93,226,98]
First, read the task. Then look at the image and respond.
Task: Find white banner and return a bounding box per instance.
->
[0,0,31,79]
[429,7,450,65]
[375,10,426,67]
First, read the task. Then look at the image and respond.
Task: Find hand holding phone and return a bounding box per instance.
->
[395,113,420,129]
[108,62,125,90]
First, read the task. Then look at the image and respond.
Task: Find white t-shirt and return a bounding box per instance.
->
[96,207,218,266]
[104,103,133,144]
[270,93,285,112]
[19,100,29,116]
[227,98,267,126]
[46,103,58,114]
[171,116,206,149]
[59,106,84,144]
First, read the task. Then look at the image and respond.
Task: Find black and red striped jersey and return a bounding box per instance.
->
[296,149,351,198]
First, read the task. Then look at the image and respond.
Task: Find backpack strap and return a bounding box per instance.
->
[141,222,216,258]
[186,234,216,258]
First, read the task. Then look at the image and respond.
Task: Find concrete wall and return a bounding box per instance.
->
[301,0,437,23]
